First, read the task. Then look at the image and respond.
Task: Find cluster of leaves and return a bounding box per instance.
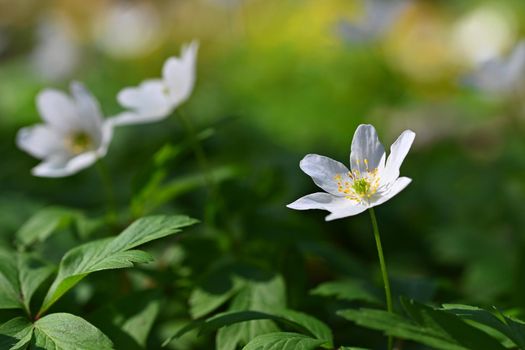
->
[0,213,196,349]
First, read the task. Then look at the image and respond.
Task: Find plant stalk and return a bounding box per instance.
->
[369,207,393,350]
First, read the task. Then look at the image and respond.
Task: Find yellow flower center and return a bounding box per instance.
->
[65,131,93,155]
[334,159,380,203]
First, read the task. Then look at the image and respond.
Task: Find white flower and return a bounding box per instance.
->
[112,41,199,126]
[338,0,410,43]
[92,2,162,59]
[16,82,113,178]
[467,40,525,96]
[287,124,415,221]
[31,14,81,82]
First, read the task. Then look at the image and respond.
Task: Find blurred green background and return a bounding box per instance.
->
[2,0,525,347]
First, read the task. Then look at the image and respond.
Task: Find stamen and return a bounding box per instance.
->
[65,131,93,155]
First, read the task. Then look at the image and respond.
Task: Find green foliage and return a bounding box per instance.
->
[338,299,513,350]
[0,314,113,350]
[242,332,326,350]
[15,207,82,249]
[164,309,332,348]
[0,249,54,314]
[39,215,197,316]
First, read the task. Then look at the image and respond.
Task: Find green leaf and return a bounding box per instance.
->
[339,301,508,350]
[310,279,381,304]
[15,207,80,248]
[32,313,113,350]
[0,248,54,313]
[39,215,197,315]
[338,308,465,350]
[164,309,332,347]
[242,332,326,350]
[216,274,286,350]
[135,166,237,216]
[443,304,525,349]
[120,297,160,347]
[0,317,33,350]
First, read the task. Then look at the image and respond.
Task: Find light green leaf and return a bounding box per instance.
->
[32,313,113,350]
[39,215,197,315]
[310,279,381,304]
[0,317,33,350]
[15,207,80,248]
[242,332,326,350]
[0,248,54,313]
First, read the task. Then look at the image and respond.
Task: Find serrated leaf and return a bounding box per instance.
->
[39,215,197,316]
[310,279,381,304]
[0,317,33,350]
[0,248,54,313]
[339,302,508,350]
[242,332,326,350]
[15,207,80,248]
[32,313,113,350]
[443,304,525,349]
[338,308,465,350]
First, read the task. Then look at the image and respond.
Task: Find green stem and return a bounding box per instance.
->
[95,159,117,225]
[369,207,393,350]
[175,109,218,225]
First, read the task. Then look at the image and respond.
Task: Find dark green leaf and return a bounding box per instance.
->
[0,249,54,313]
[0,317,33,350]
[443,304,525,349]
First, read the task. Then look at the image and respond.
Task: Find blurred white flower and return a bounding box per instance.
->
[92,2,162,59]
[112,41,199,126]
[287,124,415,221]
[466,40,525,96]
[17,82,113,177]
[337,0,410,43]
[30,15,80,82]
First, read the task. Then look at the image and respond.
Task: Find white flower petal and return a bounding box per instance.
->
[16,125,64,159]
[70,82,104,142]
[31,151,99,178]
[505,41,525,89]
[287,192,367,221]
[36,89,80,133]
[299,154,350,196]
[117,79,172,122]
[96,120,114,157]
[350,124,385,174]
[162,40,198,106]
[371,177,412,207]
[381,130,415,185]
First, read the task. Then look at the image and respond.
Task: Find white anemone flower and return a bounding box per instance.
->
[287,124,415,221]
[113,41,199,126]
[16,82,113,178]
[467,40,525,96]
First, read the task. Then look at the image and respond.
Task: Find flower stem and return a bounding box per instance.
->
[175,109,218,225]
[95,159,117,226]
[369,207,393,350]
